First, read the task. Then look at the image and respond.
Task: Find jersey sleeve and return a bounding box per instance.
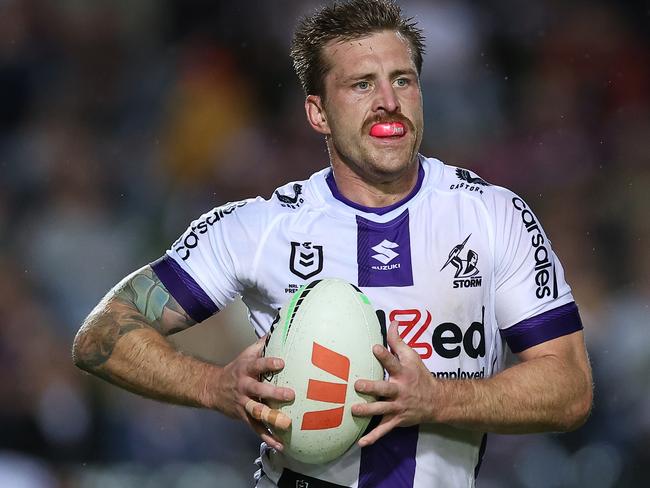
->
[491,190,583,353]
[150,199,258,323]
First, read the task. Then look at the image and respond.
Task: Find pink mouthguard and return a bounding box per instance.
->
[370,122,405,137]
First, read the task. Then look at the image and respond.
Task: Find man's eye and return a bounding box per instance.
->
[356,81,370,90]
[395,78,409,87]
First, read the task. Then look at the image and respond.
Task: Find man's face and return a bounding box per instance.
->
[310,30,424,184]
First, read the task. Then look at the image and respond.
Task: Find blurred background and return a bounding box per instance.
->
[1,0,648,486]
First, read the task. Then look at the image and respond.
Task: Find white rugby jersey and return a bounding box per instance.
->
[152,156,583,488]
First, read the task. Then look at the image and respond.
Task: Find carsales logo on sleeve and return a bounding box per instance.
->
[173,202,246,260]
[512,197,558,300]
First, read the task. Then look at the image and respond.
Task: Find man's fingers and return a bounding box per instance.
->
[351,400,394,417]
[248,355,285,377]
[355,379,398,399]
[247,378,294,403]
[245,399,291,431]
[260,431,284,452]
[253,334,268,352]
[240,335,268,361]
[373,343,401,376]
[386,320,408,354]
[357,417,396,447]
[248,417,284,452]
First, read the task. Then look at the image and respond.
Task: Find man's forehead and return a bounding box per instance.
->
[322,30,414,69]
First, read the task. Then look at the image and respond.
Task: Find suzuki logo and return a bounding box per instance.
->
[371,239,399,265]
[301,342,350,430]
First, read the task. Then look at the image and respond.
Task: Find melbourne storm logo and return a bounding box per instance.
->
[441,234,482,288]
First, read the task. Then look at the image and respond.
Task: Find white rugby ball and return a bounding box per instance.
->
[262,278,385,464]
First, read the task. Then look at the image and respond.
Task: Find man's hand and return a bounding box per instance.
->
[351,321,436,447]
[215,336,295,451]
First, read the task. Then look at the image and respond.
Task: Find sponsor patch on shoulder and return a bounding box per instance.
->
[512,197,559,299]
[275,183,304,209]
[173,202,246,260]
[449,168,491,194]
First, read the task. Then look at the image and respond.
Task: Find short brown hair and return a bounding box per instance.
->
[290,0,425,96]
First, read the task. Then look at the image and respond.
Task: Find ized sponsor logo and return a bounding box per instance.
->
[376,307,486,360]
[432,367,485,379]
[512,197,558,299]
[173,202,247,260]
[449,168,491,194]
[275,183,304,209]
[441,234,482,288]
[301,342,350,431]
[371,239,401,270]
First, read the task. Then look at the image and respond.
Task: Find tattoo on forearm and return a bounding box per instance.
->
[74,305,149,370]
[128,271,172,322]
[74,266,196,371]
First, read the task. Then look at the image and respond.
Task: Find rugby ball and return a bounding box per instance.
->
[262,278,385,464]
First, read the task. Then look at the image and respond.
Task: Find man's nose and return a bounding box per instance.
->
[372,81,400,113]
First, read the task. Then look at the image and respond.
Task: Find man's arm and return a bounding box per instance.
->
[352,321,593,446]
[434,330,592,433]
[72,265,294,450]
[72,265,210,405]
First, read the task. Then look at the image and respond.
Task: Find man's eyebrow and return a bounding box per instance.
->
[390,68,418,78]
[342,72,375,83]
[342,68,418,83]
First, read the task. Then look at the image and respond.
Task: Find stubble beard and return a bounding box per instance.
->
[327,128,420,186]
[327,104,422,185]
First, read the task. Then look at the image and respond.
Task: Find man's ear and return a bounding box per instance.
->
[305,95,330,135]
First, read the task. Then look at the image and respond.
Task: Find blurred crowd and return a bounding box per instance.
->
[0,0,648,487]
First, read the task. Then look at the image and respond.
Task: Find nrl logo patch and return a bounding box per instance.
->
[289,241,324,280]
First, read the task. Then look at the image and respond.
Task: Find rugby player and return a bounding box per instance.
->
[72,1,593,486]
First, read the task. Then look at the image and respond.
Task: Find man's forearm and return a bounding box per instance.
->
[432,334,593,433]
[74,300,219,408]
[72,266,220,409]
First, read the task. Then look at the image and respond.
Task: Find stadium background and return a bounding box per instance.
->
[1,0,648,486]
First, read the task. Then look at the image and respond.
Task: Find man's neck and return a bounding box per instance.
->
[329,159,420,209]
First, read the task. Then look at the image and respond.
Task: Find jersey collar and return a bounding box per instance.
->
[325,159,425,215]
